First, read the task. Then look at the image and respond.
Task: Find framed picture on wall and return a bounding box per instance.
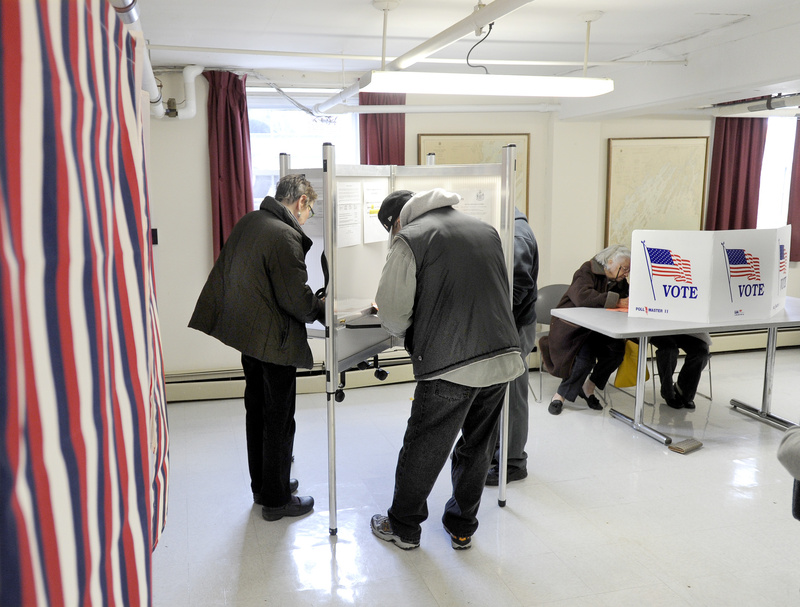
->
[418,133,530,215]
[605,136,709,248]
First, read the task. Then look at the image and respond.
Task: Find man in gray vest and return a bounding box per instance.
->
[370,188,523,551]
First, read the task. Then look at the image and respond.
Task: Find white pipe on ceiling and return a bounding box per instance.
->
[109,0,204,119]
[147,44,686,68]
[108,0,165,118]
[323,103,559,114]
[176,65,205,120]
[747,93,800,112]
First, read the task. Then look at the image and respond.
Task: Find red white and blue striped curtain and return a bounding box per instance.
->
[0,1,169,605]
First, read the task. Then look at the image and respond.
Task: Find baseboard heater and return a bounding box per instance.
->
[164,351,415,403]
[165,331,798,403]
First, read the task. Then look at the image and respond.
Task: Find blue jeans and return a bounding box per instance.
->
[387,379,507,542]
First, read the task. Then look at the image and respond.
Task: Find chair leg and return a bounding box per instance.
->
[707,355,713,399]
[695,355,713,401]
[531,366,543,403]
[649,343,657,406]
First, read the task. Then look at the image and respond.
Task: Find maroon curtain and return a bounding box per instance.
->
[204,71,253,259]
[704,117,769,230]
[359,92,406,165]
[787,120,800,261]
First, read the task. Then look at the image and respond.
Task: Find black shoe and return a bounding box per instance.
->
[261,495,314,521]
[664,394,684,409]
[580,392,603,410]
[485,466,528,486]
[548,399,564,415]
[253,479,299,505]
[676,386,695,410]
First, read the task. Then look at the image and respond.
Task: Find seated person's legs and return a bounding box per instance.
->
[549,342,595,414]
[550,334,615,414]
[673,334,710,408]
[650,335,682,408]
[585,333,626,396]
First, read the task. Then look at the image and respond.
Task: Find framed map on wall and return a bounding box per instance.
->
[605,137,709,248]
[418,133,530,215]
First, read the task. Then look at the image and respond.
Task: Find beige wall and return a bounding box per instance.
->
[149,75,242,376]
[148,76,799,378]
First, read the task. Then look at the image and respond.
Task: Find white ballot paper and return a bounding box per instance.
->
[336,181,363,248]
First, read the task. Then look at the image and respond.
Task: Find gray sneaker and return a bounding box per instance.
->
[370,514,420,550]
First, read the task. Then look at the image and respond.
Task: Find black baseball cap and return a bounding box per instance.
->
[378,190,414,232]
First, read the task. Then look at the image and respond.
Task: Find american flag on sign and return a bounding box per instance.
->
[726,248,761,280]
[779,244,787,273]
[646,247,693,283]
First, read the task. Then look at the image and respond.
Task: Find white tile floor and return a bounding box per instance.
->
[153,348,800,607]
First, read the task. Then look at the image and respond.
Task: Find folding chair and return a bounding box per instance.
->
[530,284,569,403]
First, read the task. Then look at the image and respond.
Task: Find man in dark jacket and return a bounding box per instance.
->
[486,209,539,486]
[370,188,524,551]
[189,174,324,521]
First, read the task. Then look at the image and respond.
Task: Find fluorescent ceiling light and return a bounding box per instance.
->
[358,70,614,98]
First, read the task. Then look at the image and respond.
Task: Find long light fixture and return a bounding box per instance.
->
[358,70,614,98]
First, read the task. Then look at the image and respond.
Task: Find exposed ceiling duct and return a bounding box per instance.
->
[711,93,800,117]
[109,0,203,119]
[108,0,164,118]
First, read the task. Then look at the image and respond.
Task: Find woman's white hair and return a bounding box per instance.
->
[594,244,631,270]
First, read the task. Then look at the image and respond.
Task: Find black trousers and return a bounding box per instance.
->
[557,332,626,402]
[649,334,709,402]
[241,354,296,508]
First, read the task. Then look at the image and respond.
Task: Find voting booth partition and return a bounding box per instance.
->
[629,226,792,323]
[281,143,519,534]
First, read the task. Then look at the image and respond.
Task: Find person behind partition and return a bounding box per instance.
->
[486,208,539,486]
[649,333,711,410]
[189,174,324,522]
[539,244,630,415]
[371,188,524,551]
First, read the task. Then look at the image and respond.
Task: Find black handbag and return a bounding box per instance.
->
[792,479,800,521]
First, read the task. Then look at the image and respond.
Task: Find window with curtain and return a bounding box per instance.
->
[246,91,360,293]
[757,117,797,228]
[247,95,360,205]
[705,116,799,238]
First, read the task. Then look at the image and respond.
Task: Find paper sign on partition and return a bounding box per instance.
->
[629,226,791,322]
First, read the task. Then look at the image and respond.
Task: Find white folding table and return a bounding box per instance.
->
[551,296,800,444]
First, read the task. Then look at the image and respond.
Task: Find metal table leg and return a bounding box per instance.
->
[730,327,795,429]
[608,336,673,445]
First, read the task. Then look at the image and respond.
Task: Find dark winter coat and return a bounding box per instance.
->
[512,209,539,328]
[539,259,628,379]
[189,196,324,369]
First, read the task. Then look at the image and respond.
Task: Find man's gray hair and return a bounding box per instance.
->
[594,244,631,270]
[275,173,317,205]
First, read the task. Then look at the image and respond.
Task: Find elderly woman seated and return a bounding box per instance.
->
[539,244,630,415]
